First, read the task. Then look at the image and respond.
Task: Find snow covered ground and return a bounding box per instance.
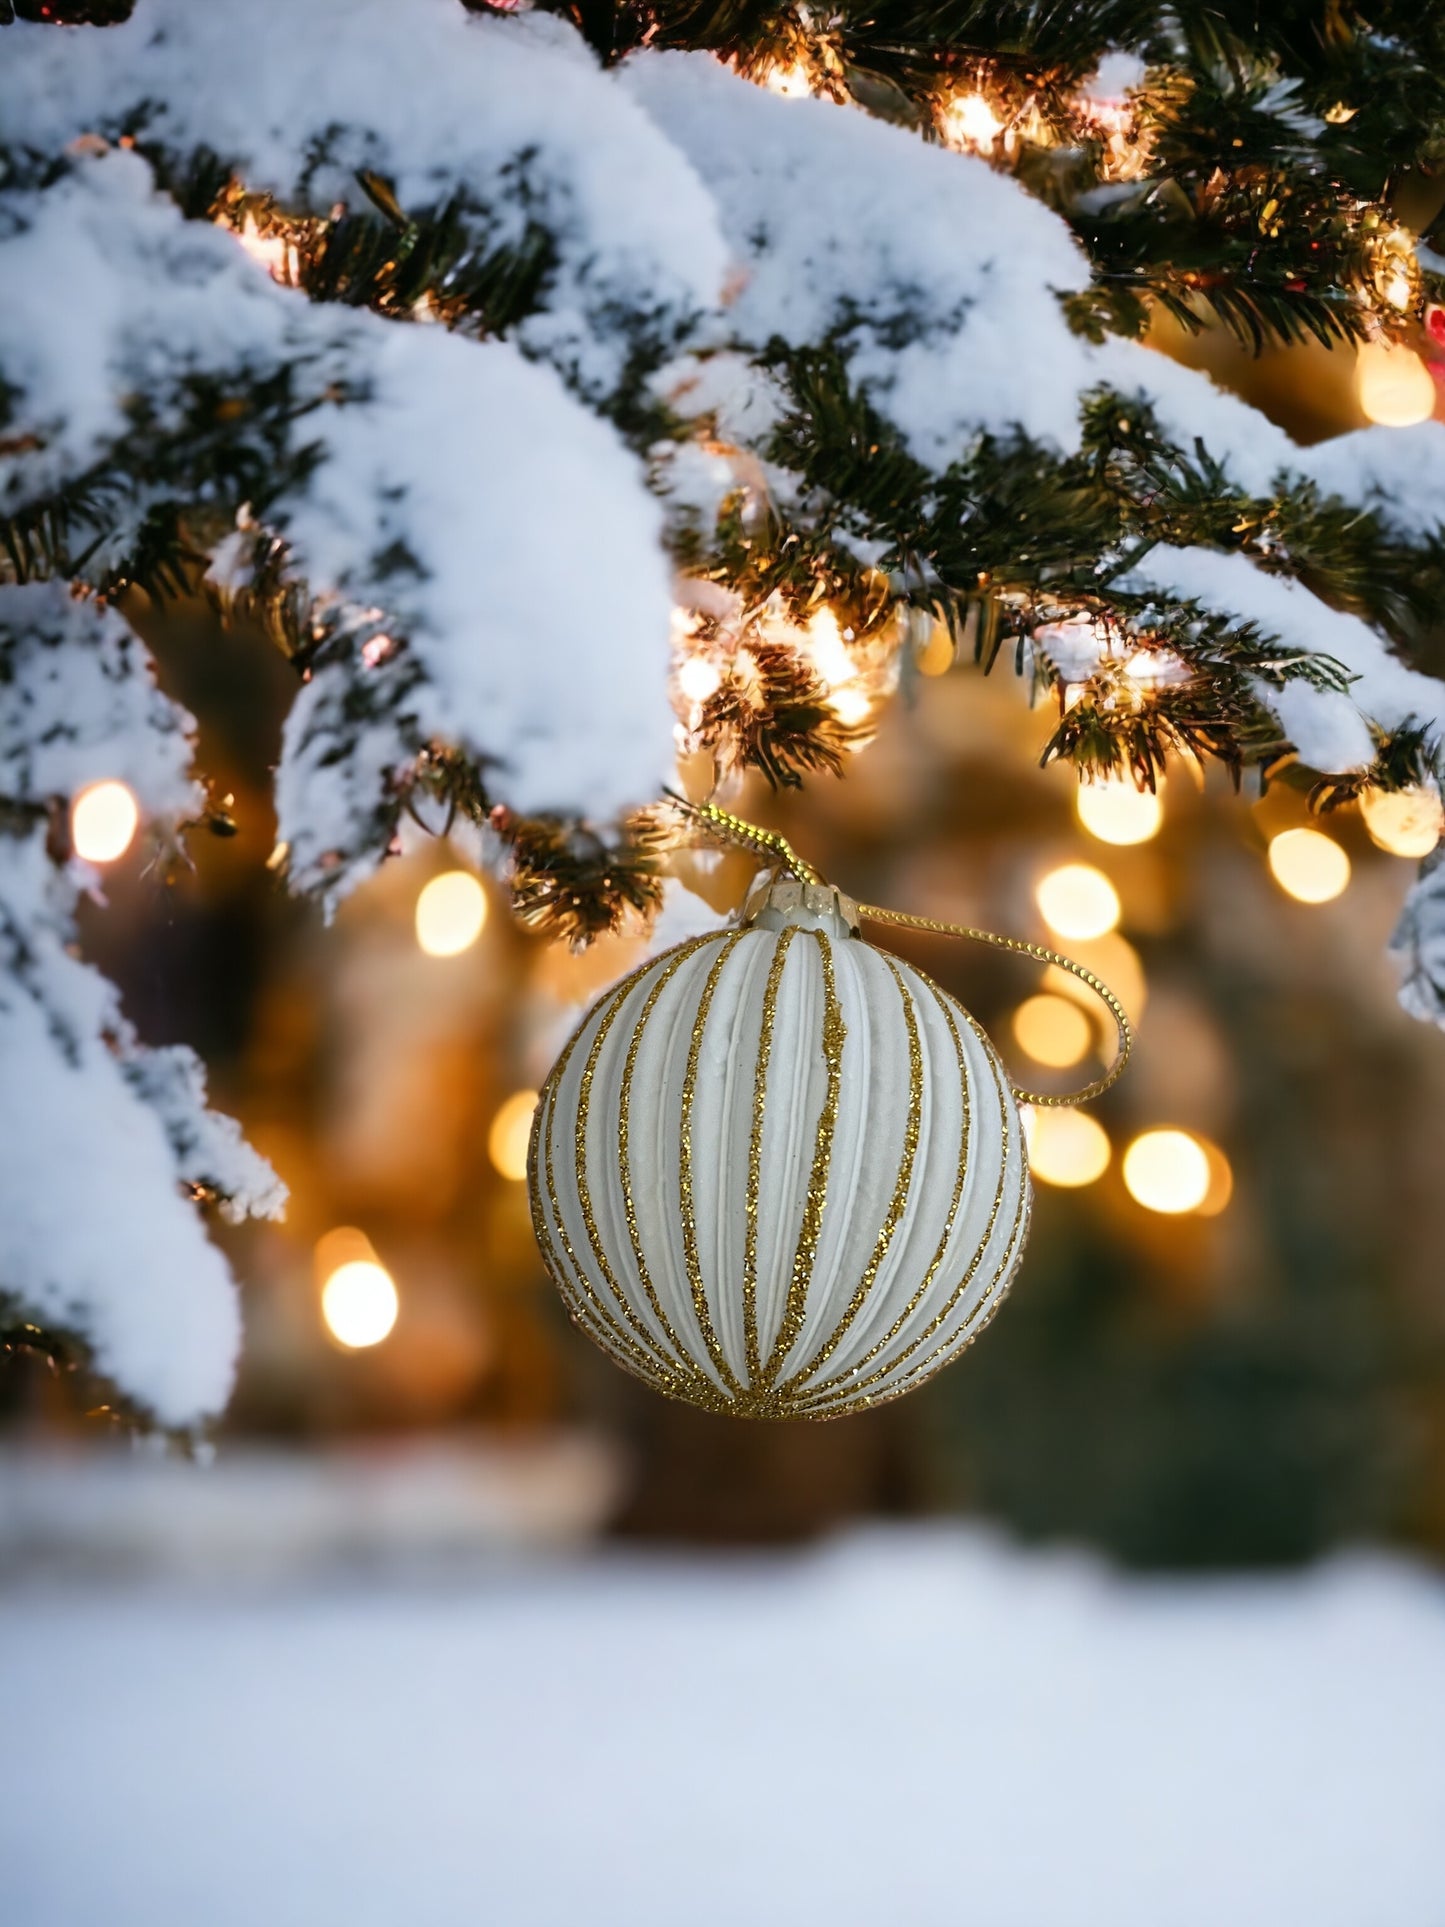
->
[3,1525,1444,1927]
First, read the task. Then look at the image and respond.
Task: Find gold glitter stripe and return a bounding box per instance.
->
[824,1153,1033,1415]
[790,971,971,1401]
[759,929,848,1387]
[775,949,922,1394]
[678,932,751,1396]
[532,962,694,1388]
[742,924,800,1385]
[790,988,1017,1414]
[617,935,727,1373]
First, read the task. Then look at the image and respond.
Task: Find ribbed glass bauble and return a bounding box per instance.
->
[528,877,1032,1418]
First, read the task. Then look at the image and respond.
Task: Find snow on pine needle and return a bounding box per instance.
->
[0,587,283,1428]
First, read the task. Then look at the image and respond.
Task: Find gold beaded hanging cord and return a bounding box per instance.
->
[527,797,1131,1420]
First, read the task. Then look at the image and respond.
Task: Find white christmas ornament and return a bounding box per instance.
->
[529,811,1131,1418]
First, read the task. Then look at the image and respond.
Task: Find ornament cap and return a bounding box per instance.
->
[740,872,860,937]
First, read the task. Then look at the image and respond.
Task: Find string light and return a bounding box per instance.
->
[677,656,723,704]
[1025,1106,1111,1187]
[233,211,296,283]
[1267,828,1350,904]
[1357,341,1435,427]
[1013,993,1092,1068]
[70,779,139,864]
[829,685,873,726]
[415,870,488,957]
[1075,775,1163,846]
[1360,784,1443,859]
[944,93,1004,151]
[764,61,811,98]
[316,1230,399,1350]
[1122,1129,1210,1215]
[488,1089,538,1181]
[1036,862,1121,941]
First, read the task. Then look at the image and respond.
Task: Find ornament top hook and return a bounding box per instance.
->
[663,791,1133,1109]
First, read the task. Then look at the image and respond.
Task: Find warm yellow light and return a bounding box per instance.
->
[321,1258,399,1349]
[1360,785,1443,859]
[1122,1129,1210,1215]
[914,618,955,677]
[1357,341,1435,428]
[677,656,722,703]
[806,609,856,689]
[829,685,873,727]
[1013,993,1093,1069]
[1026,1106,1111,1188]
[489,1088,539,1182]
[764,60,811,98]
[70,779,139,864]
[1197,1141,1234,1218]
[1267,828,1350,904]
[1075,776,1163,846]
[946,93,1004,150]
[1045,931,1147,1027]
[1036,862,1121,941]
[415,869,488,957]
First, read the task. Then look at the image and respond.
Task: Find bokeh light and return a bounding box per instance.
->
[415,869,488,957]
[1036,862,1121,941]
[1267,828,1350,904]
[1122,1129,1210,1214]
[320,1256,399,1350]
[1075,776,1163,846]
[677,656,722,704]
[1356,341,1435,427]
[1360,785,1442,859]
[70,779,139,864]
[489,1089,539,1182]
[946,93,1003,149]
[1026,1106,1111,1187]
[1013,993,1092,1068]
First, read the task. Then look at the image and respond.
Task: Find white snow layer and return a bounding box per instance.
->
[0,152,678,881]
[1,1525,1443,1927]
[0,587,283,1425]
[0,837,280,1427]
[0,582,200,818]
[623,51,1095,464]
[0,0,725,399]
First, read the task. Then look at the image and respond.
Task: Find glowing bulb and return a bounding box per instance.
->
[1267,828,1350,904]
[829,685,873,726]
[1026,1107,1111,1188]
[1357,342,1435,427]
[1122,1129,1210,1215]
[1360,785,1442,858]
[1013,994,1092,1069]
[764,61,811,98]
[946,93,1003,150]
[1036,863,1121,941]
[677,656,722,703]
[70,779,139,864]
[321,1258,399,1349]
[415,870,488,957]
[234,212,294,282]
[914,620,955,677]
[1075,776,1163,846]
[489,1089,539,1182]
[806,609,856,689]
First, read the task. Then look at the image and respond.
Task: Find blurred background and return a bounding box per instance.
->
[5,298,1445,1927]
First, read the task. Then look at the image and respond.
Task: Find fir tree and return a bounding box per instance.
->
[4,0,1445,1427]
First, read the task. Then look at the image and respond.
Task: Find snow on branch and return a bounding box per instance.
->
[0,0,725,400]
[1120,546,1445,774]
[1,154,678,901]
[0,586,283,1427]
[624,50,1093,464]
